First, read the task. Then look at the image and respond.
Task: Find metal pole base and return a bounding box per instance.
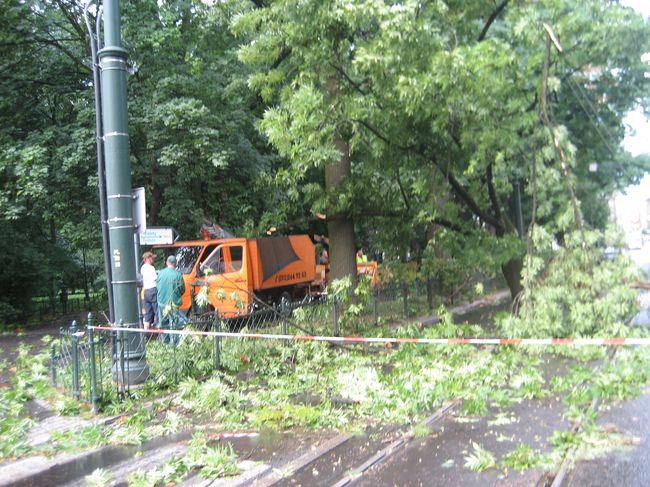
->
[111,360,150,385]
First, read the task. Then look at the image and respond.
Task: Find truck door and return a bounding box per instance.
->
[198,243,250,316]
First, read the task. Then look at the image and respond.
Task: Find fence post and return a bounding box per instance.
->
[281,309,288,345]
[50,342,57,387]
[70,320,80,400]
[109,328,117,393]
[373,288,379,327]
[87,313,99,414]
[125,327,131,395]
[426,278,434,312]
[402,283,408,319]
[332,298,339,337]
[172,315,178,384]
[212,310,221,370]
[98,331,105,401]
[119,320,127,397]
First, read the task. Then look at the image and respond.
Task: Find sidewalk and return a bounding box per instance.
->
[564,388,650,486]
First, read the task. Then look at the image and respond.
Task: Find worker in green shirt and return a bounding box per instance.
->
[356,248,368,264]
[157,255,186,341]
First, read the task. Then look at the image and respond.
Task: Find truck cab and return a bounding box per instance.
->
[154,235,316,318]
[154,238,251,317]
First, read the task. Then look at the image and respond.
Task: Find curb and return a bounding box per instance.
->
[253,432,353,487]
[546,347,617,487]
[331,400,459,486]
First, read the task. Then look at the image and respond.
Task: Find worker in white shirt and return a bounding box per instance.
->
[141,251,158,329]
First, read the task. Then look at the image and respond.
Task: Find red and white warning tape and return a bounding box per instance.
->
[87,325,650,346]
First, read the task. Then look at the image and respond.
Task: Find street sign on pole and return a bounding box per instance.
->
[140,227,175,245]
[132,187,146,234]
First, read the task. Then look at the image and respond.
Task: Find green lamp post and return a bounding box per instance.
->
[98,0,149,385]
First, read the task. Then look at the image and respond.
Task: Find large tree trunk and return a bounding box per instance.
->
[502,256,523,301]
[326,138,356,282]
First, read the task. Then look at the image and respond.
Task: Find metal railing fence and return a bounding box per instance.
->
[32,292,108,321]
[51,281,439,410]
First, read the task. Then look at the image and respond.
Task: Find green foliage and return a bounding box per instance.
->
[175,376,239,419]
[126,432,238,486]
[509,366,548,400]
[122,0,277,237]
[464,441,496,472]
[327,276,374,328]
[237,0,650,294]
[1,0,647,320]
[85,468,114,487]
[500,444,542,471]
[53,397,81,416]
[501,229,640,338]
[0,338,58,460]
[141,333,215,390]
[249,404,325,429]
[557,347,650,426]
[0,404,34,460]
[51,426,109,452]
[411,423,432,438]
[4,297,649,471]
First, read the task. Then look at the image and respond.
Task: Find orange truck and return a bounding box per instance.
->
[153,234,379,318]
[154,235,317,318]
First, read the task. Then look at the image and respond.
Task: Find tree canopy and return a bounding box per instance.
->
[234,0,650,296]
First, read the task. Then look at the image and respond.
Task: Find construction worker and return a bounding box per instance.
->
[157,255,186,342]
[356,248,368,264]
[140,251,157,329]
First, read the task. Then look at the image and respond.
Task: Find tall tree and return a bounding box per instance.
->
[0,0,98,317]
[121,0,276,238]
[235,0,650,298]
[0,0,276,321]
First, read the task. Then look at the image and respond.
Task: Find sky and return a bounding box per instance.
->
[611,0,650,238]
[621,0,650,19]
[621,0,649,158]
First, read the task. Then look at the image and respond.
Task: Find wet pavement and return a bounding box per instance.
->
[1,427,343,487]
[563,246,650,486]
[565,390,650,486]
[353,391,567,486]
[272,425,402,486]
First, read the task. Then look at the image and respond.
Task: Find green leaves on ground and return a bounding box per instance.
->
[0,340,53,460]
[464,441,497,472]
[126,432,238,486]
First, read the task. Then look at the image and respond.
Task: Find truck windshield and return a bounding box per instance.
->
[170,245,203,274]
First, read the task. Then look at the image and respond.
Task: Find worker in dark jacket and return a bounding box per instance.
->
[157,255,186,341]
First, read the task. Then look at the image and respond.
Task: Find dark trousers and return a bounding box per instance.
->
[143,287,158,325]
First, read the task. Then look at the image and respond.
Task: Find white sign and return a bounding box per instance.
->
[140,227,174,245]
[132,187,146,234]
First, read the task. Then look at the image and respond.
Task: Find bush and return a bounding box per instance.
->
[0,301,21,330]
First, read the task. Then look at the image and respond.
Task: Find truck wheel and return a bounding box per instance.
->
[278,292,293,318]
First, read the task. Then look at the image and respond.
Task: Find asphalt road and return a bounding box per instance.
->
[566,390,650,486]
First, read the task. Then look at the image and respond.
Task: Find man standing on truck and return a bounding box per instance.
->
[157,255,186,341]
[140,251,158,329]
